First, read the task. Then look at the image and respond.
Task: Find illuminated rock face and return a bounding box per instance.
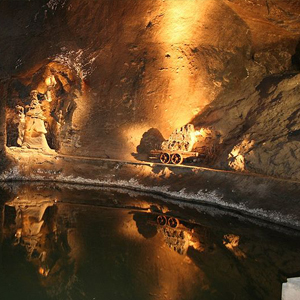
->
[161,124,198,152]
[0,0,300,179]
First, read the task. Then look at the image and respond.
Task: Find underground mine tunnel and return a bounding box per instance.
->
[1,0,300,299]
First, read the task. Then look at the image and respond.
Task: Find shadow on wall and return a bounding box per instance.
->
[132,128,165,161]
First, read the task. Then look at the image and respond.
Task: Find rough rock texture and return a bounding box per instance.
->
[3,148,300,230]
[1,0,300,180]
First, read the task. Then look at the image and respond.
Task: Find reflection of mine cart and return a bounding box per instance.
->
[147,212,192,233]
[156,214,180,228]
[152,213,192,255]
[150,124,202,165]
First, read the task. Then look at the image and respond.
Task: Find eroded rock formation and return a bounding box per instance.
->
[1,0,300,180]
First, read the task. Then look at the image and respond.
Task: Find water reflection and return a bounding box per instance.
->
[0,183,300,300]
[133,212,199,255]
[1,185,78,299]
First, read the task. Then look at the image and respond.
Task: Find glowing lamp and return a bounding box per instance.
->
[45,75,56,87]
[45,75,56,102]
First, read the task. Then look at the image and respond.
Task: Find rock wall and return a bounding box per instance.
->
[0,83,6,150]
[1,0,300,180]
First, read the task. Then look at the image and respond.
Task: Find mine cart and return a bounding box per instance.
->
[150,149,200,165]
[149,124,202,165]
[149,124,219,165]
[140,213,191,255]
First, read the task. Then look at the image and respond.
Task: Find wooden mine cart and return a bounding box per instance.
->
[149,149,201,165]
[149,124,219,165]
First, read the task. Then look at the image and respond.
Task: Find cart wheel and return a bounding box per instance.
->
[168,217,179,228]
[157,215,167,226]
[171,153,183,165]
[160,153,170,164]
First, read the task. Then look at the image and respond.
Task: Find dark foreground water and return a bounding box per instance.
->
[0,182,299,300]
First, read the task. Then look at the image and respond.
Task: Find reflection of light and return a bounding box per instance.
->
[223,234,240,250]
[223,234,246,259]
[39,267,50,277]
[187,232,205,252]
[119,212,150,241]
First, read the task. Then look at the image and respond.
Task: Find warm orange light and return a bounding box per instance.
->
[45,75,56,87]
[39,267,50,277]
[223,234,240,249]
[15,228,22,238]
[195,128,208,138]
[223,234,246,259]
[161,0,205,44]
[228,139,255,172]
[155,0,211,133]
[122,124,154,159]
[39,267,44,275]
